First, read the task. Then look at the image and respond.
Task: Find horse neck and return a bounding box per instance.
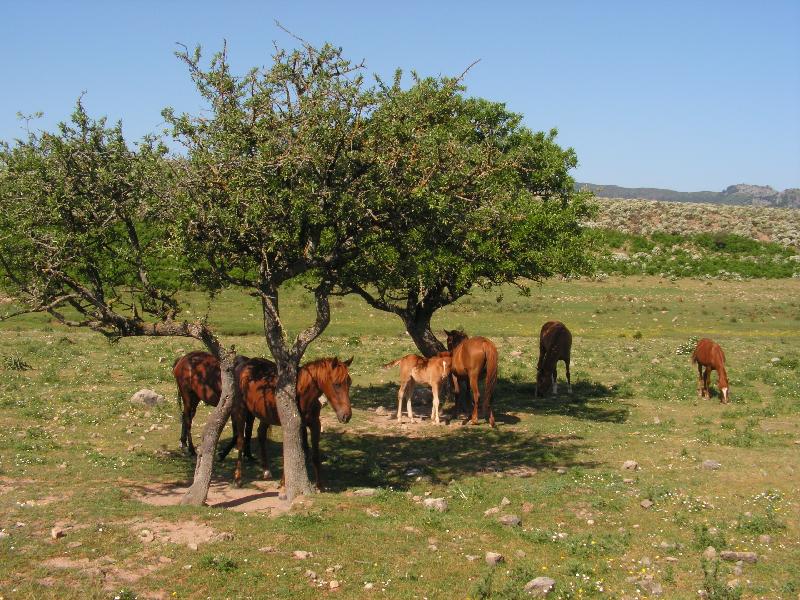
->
[716,362,729,387]
[297,364,322,414]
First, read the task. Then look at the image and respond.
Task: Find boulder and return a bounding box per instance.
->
[130,389,166,407]
[524,576,556,596]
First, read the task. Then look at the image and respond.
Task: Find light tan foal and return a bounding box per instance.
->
[383,353,452,424]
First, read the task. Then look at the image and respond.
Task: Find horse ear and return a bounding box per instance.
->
[331,357,339,367]
[343,356,353,366]
[443,329,451,336]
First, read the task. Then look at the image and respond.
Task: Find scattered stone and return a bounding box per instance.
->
[130,389,166,406]
[293,550,312,560]
[218,532,234,541]
[428,544,438,551]
[50,527,66,539]
[423,497,447,512]
[623,460,639,470]
[522,502,534,513]
[726,579,740,589]
[158,556,173,564]
[67,541,82,548]
[702,460,721,470]
[653,416,661,424]
[524,576,556,596]
[664,557,678,562]
[758,534,772,544]
[305,570,317,580]
[187,543,198,551]
[466,555,479,562]
[182,564,192,570]
[484,507,500,517]
[586,519,595,526]
[770,357,780,363]
[364,582,374,590]
[353,488,378,497]
[258,546,276,553]
[0,531,9,539]
[659,541,676,550]
[720,551,757,563]
[485,551,504,566]
[703,546,717,560]
[651,358,660,364]
[375,406,388,416]
[555,467,567,474]
[515,549,527,558]
[412,495,422,503]
[733,565,743,576]
[138,529,155,543]
[329,580,340,590]
[498,514,522,527]
[640,499,654,509]
[15,522,25,528]
[405,468,422,477]
[499,496,511,507]
[623,478,635,484]
[636,579,663,596]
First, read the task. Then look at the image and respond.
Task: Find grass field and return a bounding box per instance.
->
[1,276,799,599]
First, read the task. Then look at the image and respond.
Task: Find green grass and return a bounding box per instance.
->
[1,276,799,598]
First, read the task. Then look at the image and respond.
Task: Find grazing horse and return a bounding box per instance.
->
[172,351,251,457]
[233,357,353,491]
[691,338,730,403]
[535,321,573,397]
[444,330,498,427]
[384,353,452,424]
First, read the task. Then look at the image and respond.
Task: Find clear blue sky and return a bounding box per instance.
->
[2,1,798,191]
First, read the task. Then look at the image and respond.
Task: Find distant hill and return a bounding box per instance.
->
[578,182,800,208]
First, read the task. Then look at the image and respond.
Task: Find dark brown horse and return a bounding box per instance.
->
[535,321,572,397]
[691,338,730,403]
[233,357,353,491]
[172,351,251,456]
[444,330,498,427]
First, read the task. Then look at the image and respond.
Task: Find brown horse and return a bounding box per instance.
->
[691,338,730,403]
[172,351,251,457]
[535,321,572,397]
[444,330,498,427]
[233,357,353,491]
[384,353,452,424]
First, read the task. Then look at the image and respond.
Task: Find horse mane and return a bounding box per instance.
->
[542,326,568,371]
[303,357,350,384]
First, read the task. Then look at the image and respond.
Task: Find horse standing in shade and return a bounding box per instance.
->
[444,330,498,427]
[172,351,251,457]
[535,321,572,397]
[691,338,730,403]
[384,352,452,424]
[232,356,353,493]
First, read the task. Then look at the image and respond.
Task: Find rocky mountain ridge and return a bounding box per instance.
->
[578,182,800,208]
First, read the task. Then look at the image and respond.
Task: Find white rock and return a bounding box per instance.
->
[524,576,556,595]
[485,551,504,566]
[702,460,721,470]
[353,488,378,497]
[623,460,639,470]
[130,389,166,406]
[423,497,447,512]
[293,550,312,559]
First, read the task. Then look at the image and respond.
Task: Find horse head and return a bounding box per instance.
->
[315,357,353,423]
[536,367,554,395]
[444,329,468,352]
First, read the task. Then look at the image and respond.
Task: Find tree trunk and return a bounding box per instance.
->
[180,348,237,505]
[402,310,446,357]
[274,363,316,501]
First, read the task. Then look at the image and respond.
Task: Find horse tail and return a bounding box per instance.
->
[690,348,698,366]
[382,357,403,370]
[483,341,498,403]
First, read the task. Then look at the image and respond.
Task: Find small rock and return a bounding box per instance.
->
[412,495,422,502]
[485,551,504,566]
[515,550,527,558]
[499,496,511,507]
[623,460,639,470]
[726,579,740,589]
[0,531,9,539]
[329,580,340,590]
[522,501,534,513]
[484,507,500,517]
[651,358,660,364]
[405,468,422,477]
[188,542,198,551]
[498,514,522,527]
[364,582,374,590]
[758,534,772,544]
[664,557,678,562]
[50,527,66,539]
[182,564,192,570]
[67,541,82,548]
[524,576,556,596]
[770,357,780,363]
[258,546,276,553]
[305,570,317,580]
[555,467,567,474]
[623,478,635,484]
[703,546,717,560]
[217,532,234,541]
[375,406,388,416]
[653,416,661,424]
[130,389,166,406]
[466,554,479,562]
[428,544,438,551]
[659,541,676,550]
[138,529,155,543]
[586,519,595,526]
[158,556,173,564]
[640,499,654,509]
[15,522,25,528]
[637,579,663,596]
[353,488,378,497]
[719,550,757,563]
[733,565,743,576]
[423,497,447,512]
[293,550,312,560]
[702,460,721,470]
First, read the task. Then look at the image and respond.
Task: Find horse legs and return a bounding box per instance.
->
[257,420,271,480]
[468,372,481,425]
[431,381,441,424]
[696,362,705,398]
[396,380,408,423]
[565,358,572,394]
[309,421,322,491]
[181,398,198,456]
[219,412,253,461]
[703,367,711,399]
[405,381,416,422]
[552,366,559,396]
[480,376,495,428]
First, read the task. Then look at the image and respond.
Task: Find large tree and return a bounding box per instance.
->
[162,40,375,499]
[0,102,232,505]
[343,74,595,356]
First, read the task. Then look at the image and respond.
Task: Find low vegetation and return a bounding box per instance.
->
[1,276,798,598]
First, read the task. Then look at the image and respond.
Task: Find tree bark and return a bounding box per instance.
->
[180,347,237,505]
[402,309,446,357]
[274,363,316,500]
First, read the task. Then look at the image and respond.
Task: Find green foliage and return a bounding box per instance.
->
[701,559,743,600]
[676,335,700,356]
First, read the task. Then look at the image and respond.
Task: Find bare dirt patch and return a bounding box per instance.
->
[127,478,290,515]
[42,555,164,590]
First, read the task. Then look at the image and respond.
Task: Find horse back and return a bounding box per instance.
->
[693,338,724,368]
[452,336,497,375]
[237,358,282,425]
[540,321,572,360]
